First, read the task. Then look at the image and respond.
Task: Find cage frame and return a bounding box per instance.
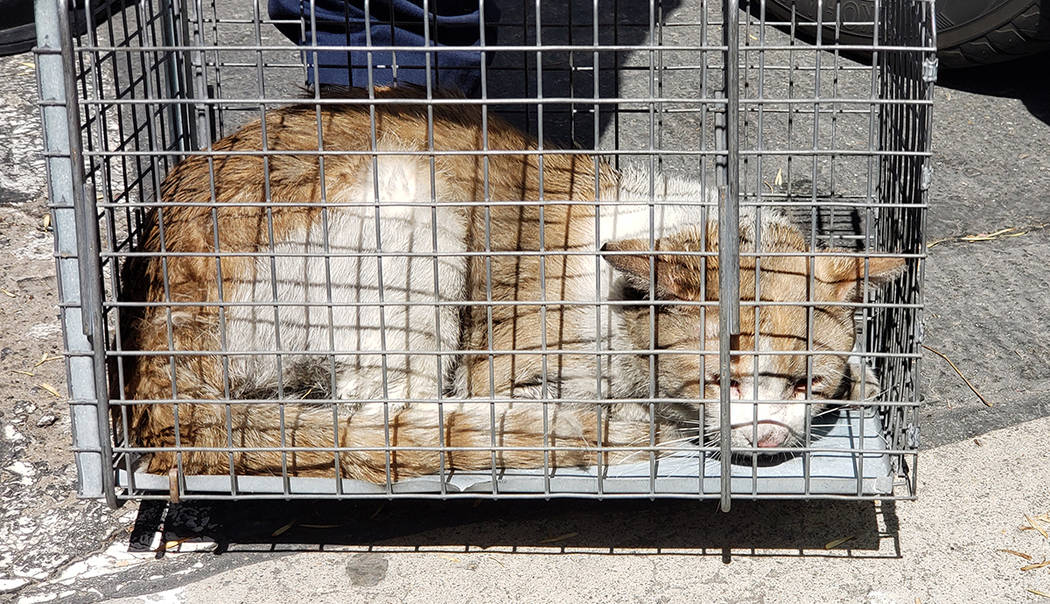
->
[34,0,935,510]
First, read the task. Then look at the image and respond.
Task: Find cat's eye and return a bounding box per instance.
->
[710,377,741,390]
[793,377,823,394]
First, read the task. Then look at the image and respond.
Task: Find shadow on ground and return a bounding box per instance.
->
[936,51,1050,126]
[127,498,901,560]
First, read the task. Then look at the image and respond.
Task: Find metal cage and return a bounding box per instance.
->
[35,0,933,508]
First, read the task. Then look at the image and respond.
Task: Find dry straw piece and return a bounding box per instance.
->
[33,354,62,367]
[538,532,579,544]
[1024,514,1050,540]
[922,345,992,407]
[38,383,62,398]
[824,536,856,550]
[927,222,1049,249]
[998,549,1034,561]
[271,522,294,537]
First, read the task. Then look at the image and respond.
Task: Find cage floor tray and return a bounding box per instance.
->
[117,407,894,498]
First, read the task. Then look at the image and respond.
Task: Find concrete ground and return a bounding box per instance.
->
[1,4,1049,603]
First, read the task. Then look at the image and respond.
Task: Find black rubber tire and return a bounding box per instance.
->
[753,0,1050,69]
[0,0,134,57]
[938,1,1050,68]
[0,0,36,56]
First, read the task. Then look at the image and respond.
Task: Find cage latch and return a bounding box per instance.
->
[921,58,938,83]
[906,424,921,449]
[920,166,932,191]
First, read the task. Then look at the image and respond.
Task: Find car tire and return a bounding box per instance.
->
[753,0,1050,69]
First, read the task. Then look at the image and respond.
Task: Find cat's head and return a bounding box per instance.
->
[602,217,905,449]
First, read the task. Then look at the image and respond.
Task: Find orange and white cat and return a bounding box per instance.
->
[117,87,903,483]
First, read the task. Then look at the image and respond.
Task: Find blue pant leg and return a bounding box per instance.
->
[268,0,497,94]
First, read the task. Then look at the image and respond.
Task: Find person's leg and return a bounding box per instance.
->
[268,0,497,95]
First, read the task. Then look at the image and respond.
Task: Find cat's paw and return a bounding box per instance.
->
[383,401,412,417]
[338,399,412,419]
[334,376,412,417]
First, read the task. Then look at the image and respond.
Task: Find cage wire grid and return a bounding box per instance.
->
[34,0,933,508]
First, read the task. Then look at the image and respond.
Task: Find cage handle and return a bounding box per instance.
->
[716,0,741,513]
[46,0,100,340]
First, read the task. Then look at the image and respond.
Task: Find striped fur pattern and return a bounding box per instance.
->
[116,87,903,483]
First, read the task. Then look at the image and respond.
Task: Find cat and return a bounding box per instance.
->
[115,87,904,483]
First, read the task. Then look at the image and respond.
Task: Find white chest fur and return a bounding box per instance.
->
[223,157,712,404]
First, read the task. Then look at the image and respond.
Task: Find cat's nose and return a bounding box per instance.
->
[754,425,788,448]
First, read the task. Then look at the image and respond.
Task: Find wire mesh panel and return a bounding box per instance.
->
[36,0,933,507]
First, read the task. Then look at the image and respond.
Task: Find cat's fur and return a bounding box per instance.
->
[116,87,903,483]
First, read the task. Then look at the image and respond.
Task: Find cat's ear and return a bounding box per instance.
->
[600,238,705,299]
[814,254,907,302]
